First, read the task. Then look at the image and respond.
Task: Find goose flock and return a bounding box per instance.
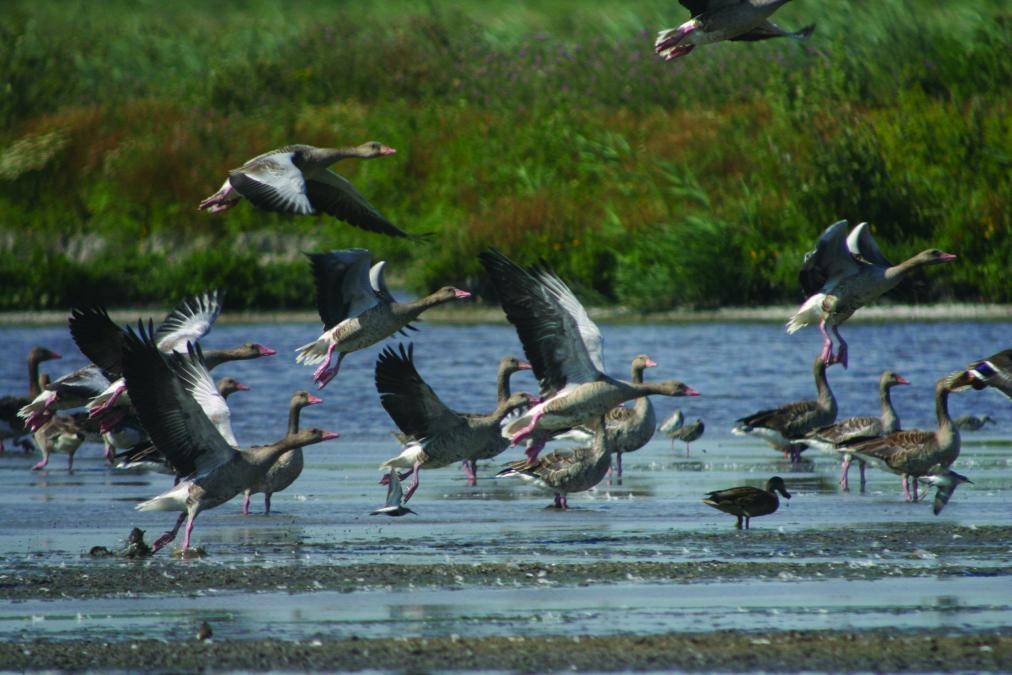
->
[2,0,1005,553]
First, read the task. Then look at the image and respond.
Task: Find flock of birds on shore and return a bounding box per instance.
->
[1,0,1009,551]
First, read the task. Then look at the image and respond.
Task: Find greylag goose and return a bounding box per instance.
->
[788,221,956,367]
[121,325,338,553]
[479,249,699,461]
[18,365,111,430]
[655,0,814,61]
[920,470,973,515]
[703,476,791,529]
[296,249,470,388]
[801,370,909,491]
[604,355,659,479]
[949,349,1011,399]
[496,416,612,509]
[241,390,322,515]
[670,418,705,456]
[0,346,61,452]
[376,344,534,503]
[199,142,419,239]
[954,414,995,431]
[371,468,417,517]
[31,415,86,471]
[838,376,961,502]
[732,356,837,461]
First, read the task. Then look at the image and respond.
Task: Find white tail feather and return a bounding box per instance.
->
[380,443,426,470]
[136,482,190,512]
[18,390,57,419]
[786,294,825,334]
[294,336,330,365]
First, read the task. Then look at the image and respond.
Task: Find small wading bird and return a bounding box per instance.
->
[295,249,471,388]
[371,468,417,517]
[670,418,705,456]
[704,476,791,529]
[787,221,956,368]
[920,470,973,515]
[199,142,424,239]
[655,0,814,61]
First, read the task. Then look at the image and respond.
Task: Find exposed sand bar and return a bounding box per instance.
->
[1,303,1009,326]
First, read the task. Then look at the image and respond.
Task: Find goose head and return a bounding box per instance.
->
[881,371,910,388]
[500,356,532,375]
[909,248,957,268]
[216,377,250,398]
[356,141,397,158]
[29,347,62,364]
[651,380,700,397]
[291,390,323,410]
[288,427,340,448]
[431,286,472,303]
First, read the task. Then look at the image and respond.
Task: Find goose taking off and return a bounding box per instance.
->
[371,468,417,517]
[242,390,323,515]
[121,324,338,553]
[948,349,1012,400]
[839,376,961,503]
[655,0,814,61]
[497,416,613,509]
[376,344,534,503]
[295,249,471,388]
[733,356,837,462]
[704,476,791,529]
[199,142,420,239]
[479,249,699,462]
[0,346,61,452]
[787,221,956,368]
[800,370,909,492]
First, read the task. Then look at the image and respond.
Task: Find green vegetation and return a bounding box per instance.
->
[1,0,1008,310]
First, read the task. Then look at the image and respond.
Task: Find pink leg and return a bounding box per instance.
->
[818,320,835,365]
[553,493,564,508]
[90,385,126,418]
[104,443,114,465]
[314,349,345,389]
[181,514,196,551]
[510,411,544,447]
[379,468,414,486]
[461,460,477,486]
[561,494,568,509]
[830,325,848,369]
[902,475,912,501]
[242,492,251,515]
[312,343,337,381]
[31,455,49,471]
[402,462,422,502]
[912,478,920,502]
[524,438,546,463]
[198,181,241,213]
[840,455,851,491]
[152,513,186,552]
[264,493,272,515]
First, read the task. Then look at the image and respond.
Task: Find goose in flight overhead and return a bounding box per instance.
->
[787,221,956,368]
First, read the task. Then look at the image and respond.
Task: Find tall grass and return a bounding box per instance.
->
[1,1,1008,310]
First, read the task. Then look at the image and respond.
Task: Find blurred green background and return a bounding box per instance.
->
[1,0,1008,311]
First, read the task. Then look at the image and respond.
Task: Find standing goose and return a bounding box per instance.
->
[497,416,613,509]
[948,349,1011,400]
[121,325,338,553]
[604,355,659,480]
[296,249,471,388]
[801,370,910,491]
[704,476,791,529]
[242,390,323,515]
[670,418,705,456]
[732,356,838,462]
[787,221,956,367]
[839,377,962,502]
[479,249,699,461]
[376,344,534,503]
[31,415,87,472]
[655,0,814,61]
[199,142,419,239]
[0,347,62,452]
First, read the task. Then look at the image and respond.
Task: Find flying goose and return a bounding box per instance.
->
[787,221,956,367]
[670,418,705,456]
[838,376,961,502]
[732,355,837,461]
[479,249,699,462]
[199,142,420,239]
[800,370,909,491]
[121,325,338,553]
[703,476,791,529]
[497,416,613,509]
[18,365,112,431]
[242,390,323,515]
[371,468,417,517]
[376,344,534,503]
[655,0,814,61]
[296,249,470,388]
[0,346,61,452]
[948,349,1011,400]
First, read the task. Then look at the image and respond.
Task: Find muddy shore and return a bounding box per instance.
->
[4,631,1008,671]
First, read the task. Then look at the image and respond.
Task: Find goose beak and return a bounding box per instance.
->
[645,358,658,367]
[379,145,397,156]
[453,289,472,299]
[518,362,532,370]
[235,382,251,391]
[939,252,957,262]
[257,345,277,357]
[895,375,910,385]
[306,394,323,405]
[321,431,340,441]
[684,386,701,397]
[50,351,62,360]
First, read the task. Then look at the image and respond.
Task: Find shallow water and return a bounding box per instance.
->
[1,320,1009,643]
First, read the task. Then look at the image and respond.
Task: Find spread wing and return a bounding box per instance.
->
[846,222,892,268]
[306,250,380,329]
[798,220,861,297]
[153,289,223,353]
[730,20,816,41]
[121,322,237,478]
[170,342,240,448]
[479,249,605,397]
[679,0,740,16]
[374,343,464,442]
[49,365,111,400]
[229,151,314,215]
[68,306,126,377]
[305,169,412,238]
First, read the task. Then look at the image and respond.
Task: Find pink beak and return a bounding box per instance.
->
[518,362,532,370]
[939,252,958,262]
[684,387,701,397]
[307,394,323,405]
[895,375,911,385]
[235,383,251,391]
[321,431,340,441]
[454,289,472,299]
[257,345,277,356]
[379,146,397,156]
[645,358,658,367]
[51,352,62,359]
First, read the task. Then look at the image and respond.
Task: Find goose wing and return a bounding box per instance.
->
[679,0,739,16]
[121,323,237,478]
[305,169,412,238]
[49,365,111,400]
[375,343,465,443]
[807,415,880,443]
[730,20,815,41]
[799,220,862,296]
[228,150,314,215]
[845,222,892,268]
[170,342,240,448]
[479,249,604,397]
[153,290,223,353]
[307,250,381,329]
[737,400,818,436]
[68,307,126,377]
